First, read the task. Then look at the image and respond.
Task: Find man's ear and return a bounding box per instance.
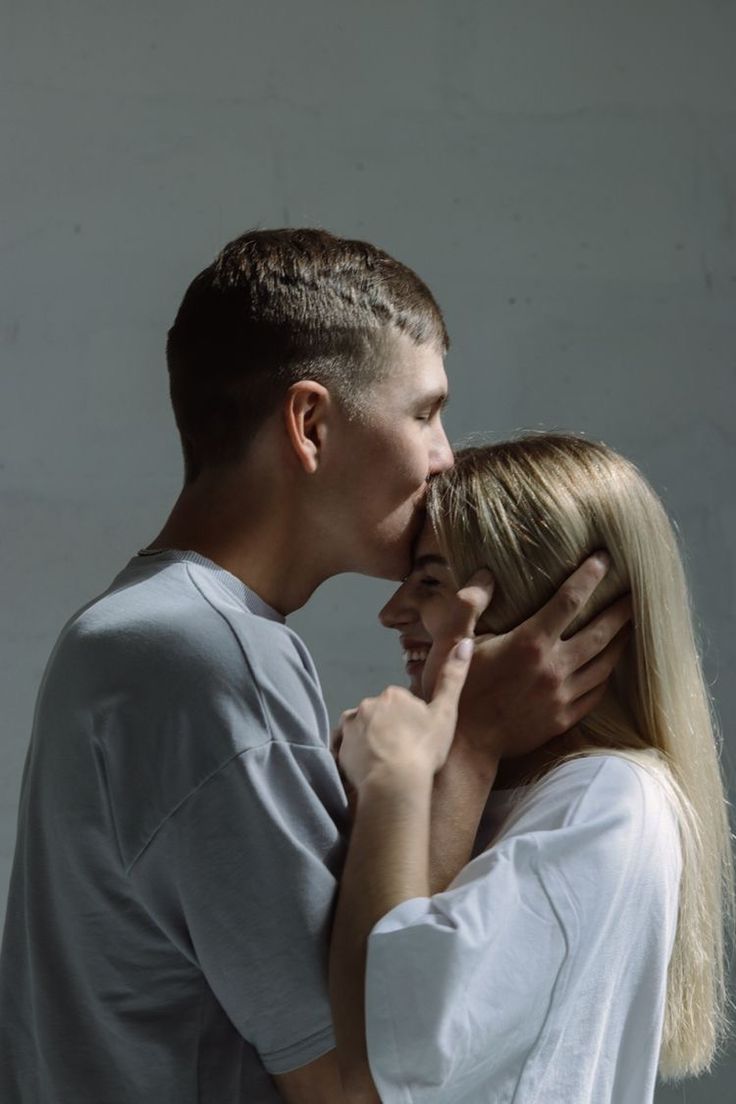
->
[283,380,331,474]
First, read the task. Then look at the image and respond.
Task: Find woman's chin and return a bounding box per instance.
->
[406,660,426,698]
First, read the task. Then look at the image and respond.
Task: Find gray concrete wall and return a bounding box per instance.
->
[2,2,734,1098]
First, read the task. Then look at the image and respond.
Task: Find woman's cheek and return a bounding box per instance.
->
[420,595,461,640]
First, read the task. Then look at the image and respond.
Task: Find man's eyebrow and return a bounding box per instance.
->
[419,390,449,409]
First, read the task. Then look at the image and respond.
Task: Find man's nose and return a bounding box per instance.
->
[429,423,454,475]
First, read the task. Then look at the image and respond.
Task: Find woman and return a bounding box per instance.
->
[329,433,734,1104]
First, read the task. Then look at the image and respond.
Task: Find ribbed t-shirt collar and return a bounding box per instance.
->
[132,548,285,623]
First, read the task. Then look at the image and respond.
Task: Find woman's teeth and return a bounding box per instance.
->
[403,647,430,664]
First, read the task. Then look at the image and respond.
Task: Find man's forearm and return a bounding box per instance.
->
[430,736,499,893]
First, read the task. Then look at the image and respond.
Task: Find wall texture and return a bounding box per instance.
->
[2,2,735,1099]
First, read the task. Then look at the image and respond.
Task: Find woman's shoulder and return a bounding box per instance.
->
[549,751,677,819]
[494,751,681,862]
[543,749,661,796]
[446,752,682,934]
[454,753,682,926]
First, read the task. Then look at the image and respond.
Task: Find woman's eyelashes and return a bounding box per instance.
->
[417,575,445,591]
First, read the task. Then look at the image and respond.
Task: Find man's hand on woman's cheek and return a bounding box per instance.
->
[457,552,632,760]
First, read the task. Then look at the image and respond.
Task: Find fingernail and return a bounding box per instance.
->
[593,550,610,570]
[455,637,474,661]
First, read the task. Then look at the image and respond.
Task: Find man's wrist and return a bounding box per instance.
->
[448,730,500,783]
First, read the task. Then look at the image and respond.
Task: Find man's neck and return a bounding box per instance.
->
[145,476,329,616]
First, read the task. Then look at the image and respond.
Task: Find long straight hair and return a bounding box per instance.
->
[426,433,734,1080]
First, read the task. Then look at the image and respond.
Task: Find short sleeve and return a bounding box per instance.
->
[365,834,567,1104]
[131,740,349,1075]
[364,755,681,1104]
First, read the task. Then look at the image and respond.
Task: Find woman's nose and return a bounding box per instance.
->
[378,582,416,629]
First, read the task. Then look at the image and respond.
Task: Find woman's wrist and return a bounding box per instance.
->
[357,761,435,804]
[348,761,433,914]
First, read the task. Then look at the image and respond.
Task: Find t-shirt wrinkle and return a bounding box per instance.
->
[555,758,645,910]
[184,561,275,738]
[558,757,608,828]
[127,741,339,877]
[510,849,570,1104]
[125,744,262,877]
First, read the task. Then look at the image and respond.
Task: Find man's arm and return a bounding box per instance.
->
[427,553,631,889]
[273,1050,348,1104]
[456,554,632,755]
[429,737,498,892]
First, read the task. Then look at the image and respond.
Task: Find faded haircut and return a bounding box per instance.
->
[166,228,448,484]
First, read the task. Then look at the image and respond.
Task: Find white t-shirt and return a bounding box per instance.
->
[365,754,682,1104]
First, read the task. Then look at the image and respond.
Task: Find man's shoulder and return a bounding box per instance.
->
[41,558,335,872]
[65,557,313,686]
[43,555,330,774]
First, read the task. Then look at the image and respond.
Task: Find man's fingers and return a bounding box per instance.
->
[529,552,611,641]
[428,637,474,720]
[567,624,631,701]
[558,680,609,731]
[330,729,343,757]
[562,593,633,674]
[333,708,358,753]
[455,569,495,636]
[428,569,494,645]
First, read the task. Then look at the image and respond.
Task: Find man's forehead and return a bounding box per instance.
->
[380,335,448,397]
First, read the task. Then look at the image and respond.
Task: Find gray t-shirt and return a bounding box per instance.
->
[0,550,349,1103]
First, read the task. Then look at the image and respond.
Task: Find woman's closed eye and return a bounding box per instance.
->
[418,575,444,590]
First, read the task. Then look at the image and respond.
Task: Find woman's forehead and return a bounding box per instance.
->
[411,523,448,569]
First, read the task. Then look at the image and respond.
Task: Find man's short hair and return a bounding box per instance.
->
[166,228,449,484]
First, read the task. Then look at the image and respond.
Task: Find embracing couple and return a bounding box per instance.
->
[0,229,731,1104]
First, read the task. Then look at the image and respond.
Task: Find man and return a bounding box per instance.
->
[0,229,629,1103]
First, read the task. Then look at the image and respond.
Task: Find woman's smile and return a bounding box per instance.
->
[401,638,431,679]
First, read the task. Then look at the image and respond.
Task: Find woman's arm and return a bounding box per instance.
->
[330,741,499,1101]
[329,763,434,1102]
[328,643,475,1102]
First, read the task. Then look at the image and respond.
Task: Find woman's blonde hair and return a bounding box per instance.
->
[426,432,734,1081]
